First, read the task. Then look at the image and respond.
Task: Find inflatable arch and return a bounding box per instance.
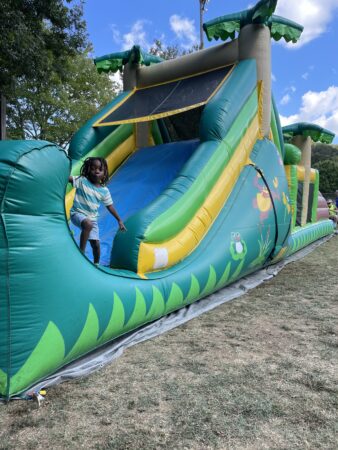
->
[0,0,335,399]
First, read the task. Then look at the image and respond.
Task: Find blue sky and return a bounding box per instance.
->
[84,0,338,143]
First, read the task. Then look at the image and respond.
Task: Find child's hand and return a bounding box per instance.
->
[119,220,127,232]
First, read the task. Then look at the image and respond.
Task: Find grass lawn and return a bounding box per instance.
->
[0,236,337,450]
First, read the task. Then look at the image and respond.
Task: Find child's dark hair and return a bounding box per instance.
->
[81,157,109,185]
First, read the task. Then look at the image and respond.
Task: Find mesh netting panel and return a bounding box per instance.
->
[96,65,233,126]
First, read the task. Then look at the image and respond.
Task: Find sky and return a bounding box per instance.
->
[83,0,338,143]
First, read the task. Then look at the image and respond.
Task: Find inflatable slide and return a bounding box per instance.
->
[0,0,335,399]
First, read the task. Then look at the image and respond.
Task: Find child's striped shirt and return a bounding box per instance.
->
[71,176,113,220]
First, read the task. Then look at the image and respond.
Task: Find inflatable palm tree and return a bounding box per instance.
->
[203,0,303,138]
[94,45,163,91]
[203,0,303,44]
[94,45,163,74]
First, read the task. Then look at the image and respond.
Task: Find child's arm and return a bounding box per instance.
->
[106,204,127,231]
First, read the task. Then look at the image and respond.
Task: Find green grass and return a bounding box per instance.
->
[0,236,337,450]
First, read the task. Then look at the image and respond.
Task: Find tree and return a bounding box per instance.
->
[6,50,119,148]
[312,142,338,165]
[314,159,338,194]
[199,0,210,49]
[149,39,199,61]
[0,0,87,139]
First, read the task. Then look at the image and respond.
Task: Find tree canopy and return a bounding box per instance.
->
[312,142,338,193]
[6,49,119,148]
[0,0,87,96]
[314,159,338,194]
[149,39,199,60]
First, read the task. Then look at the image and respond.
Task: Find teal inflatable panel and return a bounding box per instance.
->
[68,91,131,160]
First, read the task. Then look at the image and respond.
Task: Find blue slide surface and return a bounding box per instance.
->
[70,139,199,265]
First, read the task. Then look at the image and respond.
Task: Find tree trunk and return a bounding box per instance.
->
[199,1,204,50]
[0,93,6,140]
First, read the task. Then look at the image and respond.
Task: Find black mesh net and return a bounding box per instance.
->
[95,65,233,126]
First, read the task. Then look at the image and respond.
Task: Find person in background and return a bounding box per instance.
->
[69,157,126,264]
[335,190,338,209]
[327,199,338,225]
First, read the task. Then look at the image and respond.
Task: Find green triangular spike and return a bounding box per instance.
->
[215,261,231,290]
[65,304,99,364]
[146,286,165,321]
[10,321,65,396]
[201,265,217,297]
[184,274,200,304]
[0,369,7,397]
[124,288,147,332]
[165,283,184,314]
[98,292,125,345]
[228,259,245,284]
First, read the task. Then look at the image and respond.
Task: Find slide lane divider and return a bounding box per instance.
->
[137,114,260,274]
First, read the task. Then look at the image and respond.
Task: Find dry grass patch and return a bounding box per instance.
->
[1,236,337,449]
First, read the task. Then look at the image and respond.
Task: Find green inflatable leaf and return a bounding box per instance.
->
[64,304,99,364]
[165,283,184,314]
[10,321,65,396]
[204,19,240,42]
[94,45,163,74]
[184,275,200,304]
[252,0,277,22]
[270,19,302,43]
[124,288,147,332]
[282,123,335,144]
[98,293,125,345]
[0,369,7,397]
[215,261,231,290]
[201,265,217,297]
[146,286,166,322]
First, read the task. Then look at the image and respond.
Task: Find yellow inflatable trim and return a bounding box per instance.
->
[137,114,260,274]
[65,134,136,218]
[285,165,316,184]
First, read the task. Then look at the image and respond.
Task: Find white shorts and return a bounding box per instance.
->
[70,212,99,241]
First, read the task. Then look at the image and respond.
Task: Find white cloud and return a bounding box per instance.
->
[109,21,151,50]
[122,20,151,50]
[280,86,296,105]
[302,72,309,80]
[110,24,121,44]
[169,15,198,49]
[279,85,338,136]
[280,94,291,105]
[272,73,277,82]
[275,0,338,48]
[109,72,123,91]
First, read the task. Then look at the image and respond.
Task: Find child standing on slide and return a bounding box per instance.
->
[69,157,126,264]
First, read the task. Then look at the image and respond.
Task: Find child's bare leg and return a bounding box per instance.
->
[80,219,93,253]
[89,240,100,264]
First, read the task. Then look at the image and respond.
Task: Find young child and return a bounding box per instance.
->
[69,157,126,264]
[327,199,338,225]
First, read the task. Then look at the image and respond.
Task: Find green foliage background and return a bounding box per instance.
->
[6,50,120,148]
[312,143,338,194]
[1,0,119,147]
